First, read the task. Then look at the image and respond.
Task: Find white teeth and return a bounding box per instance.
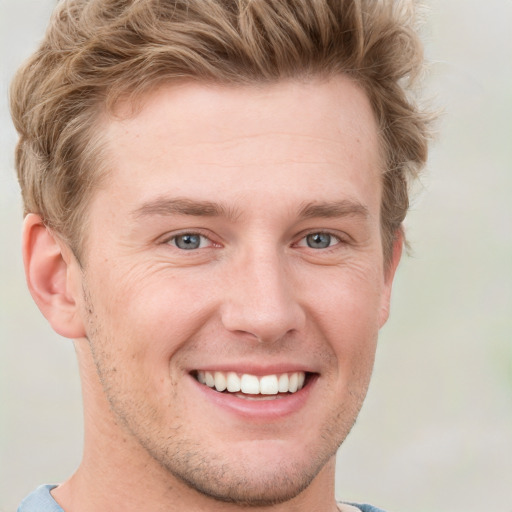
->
[196,371,306,395]
[297,372,305,390]
[288,373,298,393]
[241,374,260,394]
[226,372,241,392]
[278,373,289,393]
[260,375,278,395]
[214,371,227,392]
[205,371,215,388]
[236,394,279,401]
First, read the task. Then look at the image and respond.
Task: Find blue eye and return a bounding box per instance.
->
[171,233,206,250]
[305,233,335,249]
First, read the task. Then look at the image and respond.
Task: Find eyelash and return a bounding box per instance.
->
[164,231,216,250]
[296,231,352,254]
[163,230,346,251]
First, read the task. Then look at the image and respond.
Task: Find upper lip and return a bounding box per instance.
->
[188,363,317,376]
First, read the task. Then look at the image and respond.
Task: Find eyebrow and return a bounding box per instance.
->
[131,197,240,220]
[298,200,370,220]
[131,197,369,222]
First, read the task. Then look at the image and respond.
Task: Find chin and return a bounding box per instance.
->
[138,431,341,507]
[167,454,326,506]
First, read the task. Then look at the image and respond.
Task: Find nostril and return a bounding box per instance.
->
[219,274,305,343]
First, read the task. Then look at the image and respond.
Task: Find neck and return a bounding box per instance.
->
[52,340,340,512]
[54,459,339,512]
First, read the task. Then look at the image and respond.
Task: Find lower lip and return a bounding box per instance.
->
[190,374,316,420]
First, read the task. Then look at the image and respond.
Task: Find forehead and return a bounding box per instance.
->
[98,76,381,216]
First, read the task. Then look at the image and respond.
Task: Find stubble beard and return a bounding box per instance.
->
[82,285,370,507]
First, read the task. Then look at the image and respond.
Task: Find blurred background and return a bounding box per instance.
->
[1,1,510,511]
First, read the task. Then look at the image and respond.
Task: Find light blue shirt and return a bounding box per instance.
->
[17,484,387,512]
[17,485,63,512]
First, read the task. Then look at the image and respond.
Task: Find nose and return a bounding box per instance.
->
[220,249,305,344]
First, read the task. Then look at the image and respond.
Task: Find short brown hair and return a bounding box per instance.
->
[10,0,432,262]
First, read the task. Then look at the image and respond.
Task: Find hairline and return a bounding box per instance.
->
[67,75,398,273]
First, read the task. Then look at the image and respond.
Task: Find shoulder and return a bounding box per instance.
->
[339,503,389,512]
[17,485,64,512]
[19,489,389,512]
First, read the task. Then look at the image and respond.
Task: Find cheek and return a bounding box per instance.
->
[304,263,384,331]
[83,268,218,374]
[303,266,383,375]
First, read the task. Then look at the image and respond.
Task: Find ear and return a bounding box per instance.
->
[23,214,86,339]
[379,229,404,328]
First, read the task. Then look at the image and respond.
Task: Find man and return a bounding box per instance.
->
[11,0,431,511]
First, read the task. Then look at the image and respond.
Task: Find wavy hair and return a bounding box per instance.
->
[10,0,433,262]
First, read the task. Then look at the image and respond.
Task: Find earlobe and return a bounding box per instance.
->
[379,229,404,328]
[23,214,86,339]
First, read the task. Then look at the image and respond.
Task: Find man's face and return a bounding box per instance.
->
[74,77,398,505]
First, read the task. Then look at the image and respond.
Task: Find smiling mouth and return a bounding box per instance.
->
[193,370,310,400]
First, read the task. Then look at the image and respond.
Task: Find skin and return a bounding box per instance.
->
[24,76,402,512]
